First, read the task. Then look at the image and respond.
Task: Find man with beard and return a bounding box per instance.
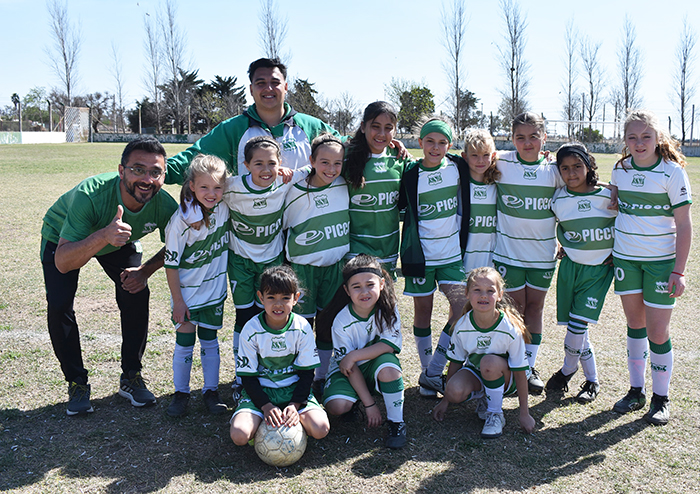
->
[41,136,178,416]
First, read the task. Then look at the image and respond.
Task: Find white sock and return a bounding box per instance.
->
[427,327,451,377]
[579,331,598,383]
[199,338,220,392]
[315,349,332,381]
[483,378,505,414]
[525,344,540,369]
[379,378,404,422]
[627,328,648,390]
[562,325,585,376]
[173,343,193,393]
[414,335,433,371]
[650,340,673,397]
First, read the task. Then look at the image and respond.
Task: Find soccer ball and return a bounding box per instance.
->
[254,421,307,467]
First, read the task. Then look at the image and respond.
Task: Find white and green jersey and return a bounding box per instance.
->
[447,310,529,372]
[416,158,462,266]
[236,312,319,389]
[328,305,402,377]
[552,186,617,266]
[611,157,692,262]
[223,168,309,263]
[164,203,230,310]
[464,179,497,272]
[493,151,564,269]
[283,176,350,266]
[347,149,406,263]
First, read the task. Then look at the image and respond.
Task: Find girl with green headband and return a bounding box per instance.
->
[398,117,471,397]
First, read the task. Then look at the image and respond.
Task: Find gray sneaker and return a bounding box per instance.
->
[475,395,488,420]
[67,380,94,416]
[481,411,505,438]
[576,381,600,404]
[419,369,445,394]
[119,371,156,407]
[613,387,646,414]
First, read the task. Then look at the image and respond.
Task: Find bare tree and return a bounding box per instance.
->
[328,91,359,135]
[258,0,289,62]
[579,36,605,132]
[109,42,127,133]
[673,17,697,145]
[561,18,578,139]
[441,0,468,137]
[384,77,414,113]
[44,0,81,106]
[142,13,162,133]
[496,0,529,126]
[614,15,643,120]
[159,0,190,133]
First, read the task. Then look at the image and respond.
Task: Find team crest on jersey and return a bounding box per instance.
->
[476,335,491,349]
[585,297,599,309]
[270,336,287,352]
[523,169,537,180]
[428,172,443,186]
[142,222,157,234]
[281,138,297,151]
[232,220,255,236]
[314,194,329,208]
[164,249,178,263]
[295,230,325,246]
[577,199,592,212]
[655,281,668,294]
[631,174,645,187]
[373,162,388,173]
[351,194,377,207]
[473,186,487,200]
[564,231,582,242]
[253,198,267,209]
[502,195,524,209]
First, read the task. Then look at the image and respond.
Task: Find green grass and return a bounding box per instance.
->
[0,143,699,493]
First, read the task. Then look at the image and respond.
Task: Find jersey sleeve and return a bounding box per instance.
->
[446,315,469,364]
[506,331,529,371]
[293,318,320,370]
[236,323,260,377]
[164,210,187,269]
[59,190,104,243]
[329,309,353,372]
[668,165,692,208]
[378,308,402,353]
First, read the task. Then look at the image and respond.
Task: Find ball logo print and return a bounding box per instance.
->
[254,422,307,467]
[351,194,377,207]
[502,195,524,208]
[295,230,325,246]
[564,231,583,242]
[232,220,255,236]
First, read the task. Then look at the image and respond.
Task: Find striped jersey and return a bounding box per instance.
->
[493,150,564,269]
[552,186,617,266]
[283,176,350,266]
[416,158,462,266]
[164,203,230,310]
[223,167,309,263]
[236,312,319,389]
[463,179,497,272]
[347,149,406,263]
[328,305,402,377]
[611,157,692,261]
[447,311,529,372]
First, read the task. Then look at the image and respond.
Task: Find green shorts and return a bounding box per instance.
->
[493,261,554,292]
[232,384,323,419]
[460,365,518,397]
[173,301,225,330]
[228,252,284,309]
[291,261,344,318]
[556,257,613,325]
[613,257,676,309]
[322,353,402,405]
[403,260,466,297]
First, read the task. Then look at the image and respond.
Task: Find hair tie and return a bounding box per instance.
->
[420,120,453,143]
[557,145,591,170]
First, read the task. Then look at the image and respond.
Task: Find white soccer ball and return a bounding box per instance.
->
[254,421,307,467]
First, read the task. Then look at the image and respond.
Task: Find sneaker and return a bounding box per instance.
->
[644,394,670,425]
[231,383,243,407]
[576,381,600,404]
[203,389,227,415]
[475,395,488,420]
[118,371,156,407]
[419,386,438,398]
[613,387,646,414]
[67,380,94,416]
[385,420,407,449]
[528,368,544,395]
[545,369,574,393]
[419,369,445,394]
[167,391,190,417]
[481,411,505,439]
[311,379,325,402]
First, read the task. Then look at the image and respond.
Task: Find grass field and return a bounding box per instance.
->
[0,143,699,493]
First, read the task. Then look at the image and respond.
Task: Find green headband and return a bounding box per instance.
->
[420,120,453,142]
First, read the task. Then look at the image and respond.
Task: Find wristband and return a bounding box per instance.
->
[364,402,377,409]
[672,271,684,277]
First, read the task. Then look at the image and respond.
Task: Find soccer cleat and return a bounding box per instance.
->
[203,389,227,415]
[613,387,646,414]
[419,386,438,398]
[481,411,505,439]
[167,391,190,417]
[545,369,574,393]
[118,371,156,407]
[231,383,243,407]
[475,395,488,420]
[67,380,94,416]
[644,394,670,425]
[527,368,544,395]
[419,369,445,394]
[385,421,407,449]
[311,379,325,402]
[576,381,600,404]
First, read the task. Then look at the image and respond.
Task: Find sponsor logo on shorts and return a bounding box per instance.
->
[476,335,491,349]
[523,169,537,180]
[270,336,287,352]
[577,199,591,212]
[631,174,645,187]
[215,305,223,316]
[428,172,443,186]
[503,195,524,208]
[655,281,669,294]
[314,194,329,208]
[142,222,157,234]
[253,198,267,210]
[543,270,554,280]
[585,297,599,309]
[473,186,487,200]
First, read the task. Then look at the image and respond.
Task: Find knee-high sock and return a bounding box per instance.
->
[199,336,220,392]
[173,331,196,394]
[379,377,405,422]
[483,376,505,414]
[525,333,542,369]
[649,339,673,397]
[427,323,452,377]
[579,330,598,383]
[627,327,648,390]
[413,326,432,371]
[562,319,586,376]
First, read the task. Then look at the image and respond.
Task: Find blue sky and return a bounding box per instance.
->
[1,0,698,136]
